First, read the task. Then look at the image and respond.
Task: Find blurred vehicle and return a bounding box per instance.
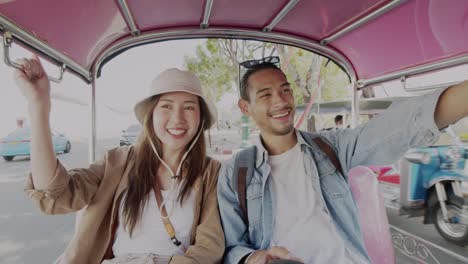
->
[369,125,468,245]
[382,127,468,246]
[461,133,468,142]
[120,124,141,146]
[368,165,400,185]
[0,128,71,161]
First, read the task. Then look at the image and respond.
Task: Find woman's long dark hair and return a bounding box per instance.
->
[122,95,212,236]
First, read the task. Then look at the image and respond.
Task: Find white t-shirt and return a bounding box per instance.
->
[113,187,195,257]
[269,142,354,264]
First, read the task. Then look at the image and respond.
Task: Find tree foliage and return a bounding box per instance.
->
[185,39,270,102]
[184,39,355,131]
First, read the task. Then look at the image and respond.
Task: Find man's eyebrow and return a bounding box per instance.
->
[281,82,291,87]
[256,87,272,95]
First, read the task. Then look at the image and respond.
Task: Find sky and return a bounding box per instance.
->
[1,38,468,141]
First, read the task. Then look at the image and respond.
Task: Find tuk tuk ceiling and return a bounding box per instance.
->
[1,0,468,86]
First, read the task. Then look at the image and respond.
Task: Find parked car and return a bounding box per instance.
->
[120,124,141,146]
[0,128,71,161]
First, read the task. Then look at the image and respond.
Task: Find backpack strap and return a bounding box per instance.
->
[300,131,344,176]
[238,167,248,225]
[312,137,344,176]
[232,145,256,226]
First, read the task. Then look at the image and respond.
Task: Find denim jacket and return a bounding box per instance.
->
[217,88,446,264]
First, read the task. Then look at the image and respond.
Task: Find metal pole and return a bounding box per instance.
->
[351,81,360,128]
[88,70,97,163]
[3,31,66,83]
[0,16,91,82]
[358,53,468,88]
[77,69,97,230]
[201,0,214,29]
[117,0,140,35]
[94,28,357,88]
[263,0,300,32]
[240,40,250,147]
[320,0,406,45]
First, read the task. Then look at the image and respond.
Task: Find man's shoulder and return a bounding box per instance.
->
[297,129,347,152]
[219,153,236,179]
[222,147,251,168]
[297,129,316,136]
[297,129,327,142]
[220,146,257,179]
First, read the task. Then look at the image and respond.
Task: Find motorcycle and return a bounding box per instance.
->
[398,127,468,245]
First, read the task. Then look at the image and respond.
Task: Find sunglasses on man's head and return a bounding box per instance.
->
[239,56,280,68]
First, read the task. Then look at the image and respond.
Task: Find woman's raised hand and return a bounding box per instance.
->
[14,55,51,110]
[13,55,57,189]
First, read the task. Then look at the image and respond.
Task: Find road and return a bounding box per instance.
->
[380,182,468,264]
[1,133,467,263]
[0,138,118,263]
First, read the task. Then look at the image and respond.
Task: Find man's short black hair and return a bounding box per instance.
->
[335,115,343,123]
[239,62,284,101]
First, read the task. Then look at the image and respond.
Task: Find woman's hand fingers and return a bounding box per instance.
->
[30,55,45,79]
[24,57,44,81]
[13,56,51,106]
[15,56,46,82]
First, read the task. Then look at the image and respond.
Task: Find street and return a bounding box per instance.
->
[0,138,118,263]
[0,133,467,263]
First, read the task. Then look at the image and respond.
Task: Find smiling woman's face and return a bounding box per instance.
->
[152,91,201,153]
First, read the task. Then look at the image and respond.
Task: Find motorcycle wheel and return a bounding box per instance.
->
[432,202,468,246]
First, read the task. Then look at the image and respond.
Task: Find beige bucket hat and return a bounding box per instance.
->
[134,68,217,130]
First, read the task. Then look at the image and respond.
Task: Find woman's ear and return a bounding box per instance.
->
[238,99,250,115]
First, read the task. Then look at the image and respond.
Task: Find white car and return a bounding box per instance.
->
[120,124,141,146]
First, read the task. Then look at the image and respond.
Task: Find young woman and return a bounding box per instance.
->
[17,56,224,264]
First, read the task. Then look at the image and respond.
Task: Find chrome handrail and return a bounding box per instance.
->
[3,31,65,83]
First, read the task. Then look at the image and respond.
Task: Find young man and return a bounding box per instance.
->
[217,62,468,264]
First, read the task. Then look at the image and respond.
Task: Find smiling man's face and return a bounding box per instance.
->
[238,68,295,137]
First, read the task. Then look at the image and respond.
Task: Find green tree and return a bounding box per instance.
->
[274,44,351,131]
[185,39,271,129]
[184,41,232,102]
[185,39,352,131]
[185,39,270,100]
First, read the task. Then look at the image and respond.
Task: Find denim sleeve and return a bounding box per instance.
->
[217,160,255,264]
[319,88,446,173]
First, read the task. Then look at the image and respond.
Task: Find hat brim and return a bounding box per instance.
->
[134,90,217,131]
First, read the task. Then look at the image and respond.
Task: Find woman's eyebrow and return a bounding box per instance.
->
[159,99,197,104]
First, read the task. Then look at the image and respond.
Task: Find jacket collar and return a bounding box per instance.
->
[253,129,314,168]
[115,151,135,199]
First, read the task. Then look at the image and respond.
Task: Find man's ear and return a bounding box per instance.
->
[238,99,250,115]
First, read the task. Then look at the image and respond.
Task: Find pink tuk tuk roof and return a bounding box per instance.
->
[1,0,468,86]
